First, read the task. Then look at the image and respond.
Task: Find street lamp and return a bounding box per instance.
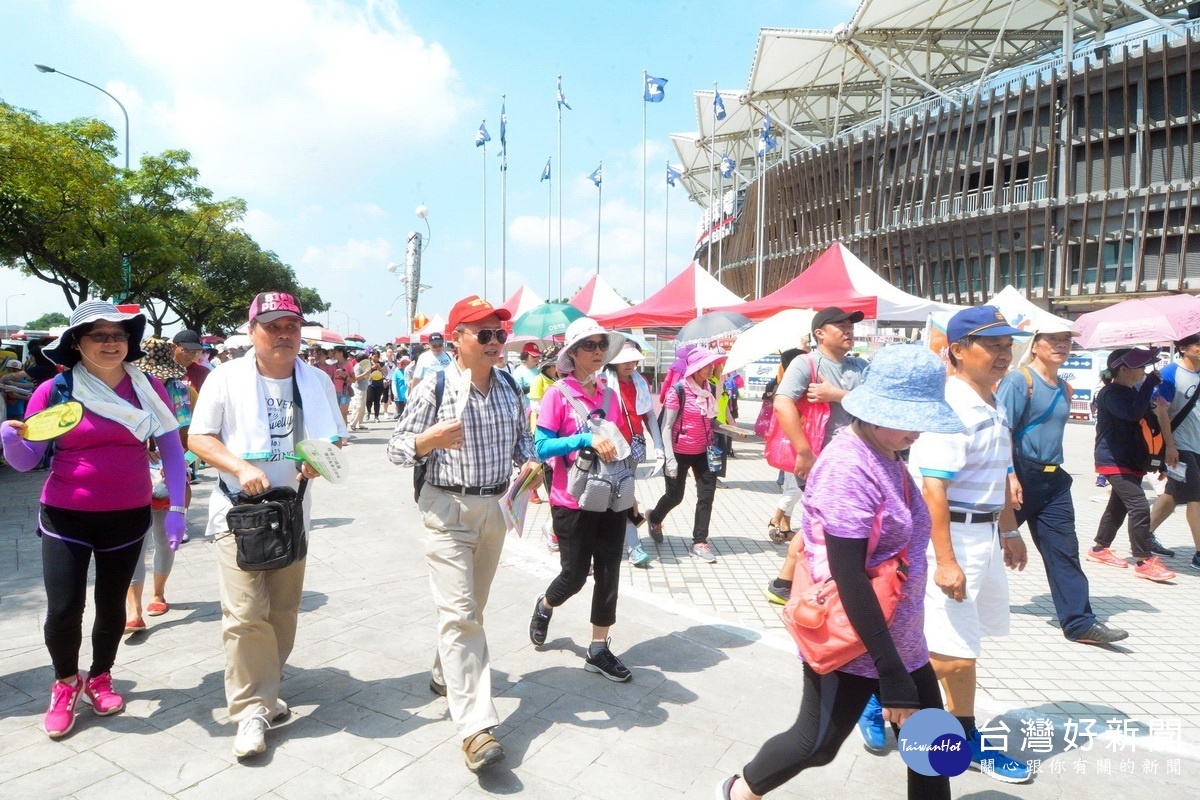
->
[4,293,27,338]
[331,309,350,333]
[37,63,133,303]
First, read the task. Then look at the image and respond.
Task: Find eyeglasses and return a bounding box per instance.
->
[82,331,130,344]
[462,328,508,345]
[574,336,609,353]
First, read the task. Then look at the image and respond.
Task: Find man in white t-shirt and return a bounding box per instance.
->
[189,292,346,761]
[411,332,452,390]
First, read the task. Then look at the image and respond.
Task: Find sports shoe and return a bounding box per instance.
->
[429,678,447,697]
[43,675,84,738]
[1191,552,1200,571]
[273,699,290,722]
[966,727,1032,784]
[856,694,887,752]
[584,640,632,682]
[764,578,790,605]
[529,595,552,647]
[1134,556,1176,582]
[83,672,123,716]
[715,775,740,800]
[648,521,664,543]
[1148,536,1175,557]
[629,546,652,567]
[232,712,270,759]
[1086,547,1128,568]
[462,730,505,771]
[1073,621,1129,645]
[690,542,717,563]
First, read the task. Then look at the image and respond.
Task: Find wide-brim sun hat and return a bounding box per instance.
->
[841,344,966,434]
[538,346,561,373]
[683,347,725,378]
[137,337,187,381]
[557,318,626,373]
[607,340,644,365]
[43,300,148,367]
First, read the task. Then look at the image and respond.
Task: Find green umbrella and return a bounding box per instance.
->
[511,303,586,340]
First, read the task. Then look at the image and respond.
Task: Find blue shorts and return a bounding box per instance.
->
[337,393,351,406]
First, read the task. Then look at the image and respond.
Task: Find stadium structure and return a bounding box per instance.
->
[673,0,1200,315]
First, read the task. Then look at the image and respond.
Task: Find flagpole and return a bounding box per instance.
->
[709,83,717,276]
[641,70,648,301]
[546,157,553,298]
[756,145,765,301]
[717,164,725,280]
[557,76,563,301]
[664,160,670,285]
[481,138,488,301]
[596,162,602,275]
[501,95,508,299]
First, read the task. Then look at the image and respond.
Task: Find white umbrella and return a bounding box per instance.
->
[721,308,815,374]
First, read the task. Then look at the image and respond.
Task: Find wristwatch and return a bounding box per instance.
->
[999,529,1021,540]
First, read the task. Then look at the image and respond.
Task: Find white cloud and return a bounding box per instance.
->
[300,237,393,272]
[71,0,465,195]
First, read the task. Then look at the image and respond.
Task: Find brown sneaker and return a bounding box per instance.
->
[1086,547,1128,568]
[463,730,505,771]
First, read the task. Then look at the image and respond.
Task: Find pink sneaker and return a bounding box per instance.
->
[83,672,124,716]
[1134,556,1176,583]
[44,675,85,738]
[1086,547,1128,568]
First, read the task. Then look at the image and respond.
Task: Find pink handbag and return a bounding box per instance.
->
[764,354,831,471]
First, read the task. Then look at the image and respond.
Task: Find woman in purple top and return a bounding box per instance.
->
[0,302,188,740]
[527,318,635,682]
[718,345,964,800]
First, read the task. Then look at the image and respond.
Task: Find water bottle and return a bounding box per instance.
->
[576,447,596,472]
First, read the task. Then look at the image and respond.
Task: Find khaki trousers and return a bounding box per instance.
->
[216,530,306,722]
[420,485,507,739]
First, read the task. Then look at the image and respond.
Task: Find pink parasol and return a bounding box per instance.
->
[1073,294,1200,349]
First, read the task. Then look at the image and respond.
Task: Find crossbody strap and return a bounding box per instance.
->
[1014,379,1066,441]
[1171,386,1200,432]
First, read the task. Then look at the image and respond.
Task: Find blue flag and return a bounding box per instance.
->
[720,153,735,178]
[644,74,667,103]
[666,165,682,187]
[476,120,491,147]
[758,113,777,155]
[540,158,551,182]
[588,164,602,187]
[499,101,507,151]
[557,76,571,110]
[713,90,726,121]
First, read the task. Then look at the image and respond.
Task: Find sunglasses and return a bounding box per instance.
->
[574,336,609,353]
[463,328,508,345]
[82,331,130,344]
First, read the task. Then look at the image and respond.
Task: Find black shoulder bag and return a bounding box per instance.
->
[222,374,309,571]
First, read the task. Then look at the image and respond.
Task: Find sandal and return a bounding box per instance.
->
[779,529,795,542]
[767,522,785,544]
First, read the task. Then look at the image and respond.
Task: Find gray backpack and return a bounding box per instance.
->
[561,387,636,513]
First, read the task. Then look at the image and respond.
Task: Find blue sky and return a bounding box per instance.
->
[2,0,849,341]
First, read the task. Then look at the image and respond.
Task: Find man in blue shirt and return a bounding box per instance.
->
[1150,332,1200,569]
[996,330,1129,646]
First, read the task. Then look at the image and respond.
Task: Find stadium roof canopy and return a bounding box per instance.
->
[672,0,1195,206]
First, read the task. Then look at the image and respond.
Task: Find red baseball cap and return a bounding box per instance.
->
[521,342,542,357]
[445,295,510,334]
[248,292,310,325]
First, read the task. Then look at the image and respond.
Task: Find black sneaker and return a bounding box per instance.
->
[1073,622,1129,645]
[1192,553,1200,571]
[584,641,631,682]
[1149,536,1175,558]
[529,595,552,647]
[648,521,664,543]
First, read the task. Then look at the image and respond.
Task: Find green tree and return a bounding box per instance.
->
[25,311,69,329]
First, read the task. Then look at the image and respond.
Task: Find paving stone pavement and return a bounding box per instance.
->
[1,404,1198,799]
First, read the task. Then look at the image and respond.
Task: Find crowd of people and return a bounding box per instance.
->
[3,289,1197,798]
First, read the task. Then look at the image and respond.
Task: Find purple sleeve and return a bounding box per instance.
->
[1,380,56,470]
[146,374,172,406]
[805,455,883,540]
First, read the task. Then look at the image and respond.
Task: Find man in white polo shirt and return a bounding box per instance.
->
[907,305,1031,784]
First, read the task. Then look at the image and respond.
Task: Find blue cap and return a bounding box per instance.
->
[945,305,1029,343]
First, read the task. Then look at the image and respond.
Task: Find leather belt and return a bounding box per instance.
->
[949,510,999,524]
[430,481,509,497]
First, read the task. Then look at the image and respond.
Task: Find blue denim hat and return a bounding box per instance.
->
[946,305,1029,343]
[841,345,965,434]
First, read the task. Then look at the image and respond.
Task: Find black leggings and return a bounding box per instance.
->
[39,505,150,679]
[545,506,625,627]
[650,450,716,543]
[743,662,949,799]
[366,383,385,418]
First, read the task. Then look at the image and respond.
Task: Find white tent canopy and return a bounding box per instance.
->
[837,245,968,322]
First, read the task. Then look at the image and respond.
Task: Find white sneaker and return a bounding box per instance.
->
[273,699,289,722]
[232,712,269,759]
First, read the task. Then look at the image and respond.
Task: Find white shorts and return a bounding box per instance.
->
[923,521,1010,659]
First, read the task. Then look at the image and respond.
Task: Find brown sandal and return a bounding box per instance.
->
[463,730,505,771]
[768,522,785,544]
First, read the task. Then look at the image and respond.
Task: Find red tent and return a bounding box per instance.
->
[710,245,878,321]
[569,274,630,317]
[595,263,742,329]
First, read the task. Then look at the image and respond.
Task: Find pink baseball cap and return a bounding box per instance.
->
[248,292,310,325]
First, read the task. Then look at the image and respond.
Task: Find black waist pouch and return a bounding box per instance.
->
[225,480,308,571]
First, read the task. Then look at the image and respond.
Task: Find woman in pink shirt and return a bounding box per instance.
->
[648,347,726,563]
[1,302,188,740]
[527,318,634,683]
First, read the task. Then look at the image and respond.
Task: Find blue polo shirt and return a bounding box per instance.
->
[996,367,1070,466]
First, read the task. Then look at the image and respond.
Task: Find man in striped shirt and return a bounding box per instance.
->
[907,306,1031,784]
[388,295,541,773]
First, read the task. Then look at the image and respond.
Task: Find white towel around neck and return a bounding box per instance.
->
[70,363,179,442]
[223,355,343,460]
